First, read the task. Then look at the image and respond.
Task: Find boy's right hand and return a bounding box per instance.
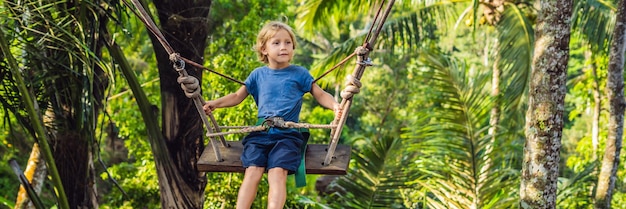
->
[203,101,217,115]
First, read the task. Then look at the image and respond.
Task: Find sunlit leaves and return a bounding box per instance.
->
[403,51,519,209]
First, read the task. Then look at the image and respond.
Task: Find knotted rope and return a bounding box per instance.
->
[341,75,361,100]
[205,122,338,138]
[176,65,202,99]
[339,46,369,100]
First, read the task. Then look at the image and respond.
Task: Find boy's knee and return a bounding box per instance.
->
[268,167,288,174]
[267,167,289,181]
[244,166,266,180]
[246,166,265,173]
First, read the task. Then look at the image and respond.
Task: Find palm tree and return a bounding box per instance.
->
[594,0,626,207]
[519,0,573,208]
[0,0,120,207]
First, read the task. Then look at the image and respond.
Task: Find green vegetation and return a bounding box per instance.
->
[1,0,625,208]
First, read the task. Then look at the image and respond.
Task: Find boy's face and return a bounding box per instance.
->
[262,29,294,69]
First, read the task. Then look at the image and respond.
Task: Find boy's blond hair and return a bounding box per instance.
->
[254,21,297,63]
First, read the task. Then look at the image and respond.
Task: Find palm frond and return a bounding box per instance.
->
[403,50,519,209]
[496,4,534,115]
[556,161,598,207]
[304,0,463,87]
[296,0,372,34]
[571,0,616,52]
[329,134,414,209]
[1,0,119,132]
[0,34,38,141]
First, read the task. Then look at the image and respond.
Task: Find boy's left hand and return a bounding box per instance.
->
[333,103,343,119]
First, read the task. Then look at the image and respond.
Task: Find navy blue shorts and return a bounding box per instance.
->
[241,128,304,173]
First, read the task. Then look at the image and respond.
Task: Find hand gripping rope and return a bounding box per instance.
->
[324,1,395,166]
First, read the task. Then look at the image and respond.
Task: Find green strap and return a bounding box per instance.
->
[255,118,309,187]
[295,143,307,188]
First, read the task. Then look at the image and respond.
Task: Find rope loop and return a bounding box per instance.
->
[355,45,369,56]
[340,75,362,100]
[177,75,201,98]
[355,46,373,66]
[169,53,185,71]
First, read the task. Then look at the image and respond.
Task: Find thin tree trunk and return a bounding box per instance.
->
[519,0,572,208]
[14,143,47,209]
[149,1,212,208]
[594,0,626,207]
[481,36,500,209]
[585,50,601,159]
[489,43,501,141]
[481,3,505,207]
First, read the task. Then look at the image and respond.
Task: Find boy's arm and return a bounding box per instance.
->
[204,86,248,113]
[311,84,341,115]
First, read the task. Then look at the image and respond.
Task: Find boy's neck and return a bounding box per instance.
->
[267,63,290,69]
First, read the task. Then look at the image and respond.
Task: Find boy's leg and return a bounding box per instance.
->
[237,166,265,209]
[267,167,289,209]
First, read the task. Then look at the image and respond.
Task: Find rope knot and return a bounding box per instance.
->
[355,46,369,56]
[170,53,185,71]
[264,117,288,128]
[354,46,373,66]
[177,75,201,98]
[340,75,362,100]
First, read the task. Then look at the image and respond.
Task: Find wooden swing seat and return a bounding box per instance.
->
[197,141,351,175]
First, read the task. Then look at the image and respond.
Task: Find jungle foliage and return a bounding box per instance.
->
[1,0,625,208]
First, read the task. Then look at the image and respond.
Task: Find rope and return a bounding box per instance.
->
[180,57,245,85]
[206,122,338,138]
[364,1,386,44]
[122,0,244,85]
[325,0,395,166]
[339,47,368,100]
[206,126,267,137]
[313,52,357,83]
[284,122,337,129]
[177,72,201,98]
[340,75,362,100]
[124,0,227,162]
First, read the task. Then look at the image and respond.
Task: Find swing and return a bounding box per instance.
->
[197,139,352,175]
[193,42,381,176]
[124,0,395,176]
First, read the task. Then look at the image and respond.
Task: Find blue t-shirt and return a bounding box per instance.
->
[245,65,314,122]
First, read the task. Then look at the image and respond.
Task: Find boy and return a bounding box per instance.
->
[203,21,341,209]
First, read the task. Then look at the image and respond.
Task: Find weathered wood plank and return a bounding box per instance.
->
[198,141,351,175]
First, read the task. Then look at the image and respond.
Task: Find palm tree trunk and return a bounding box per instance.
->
[519,0,573,208]
[594,0,626,208]
[482,4,505,208]
[482,36,501,209]
[52,132,90,208]
[585,50,601,159]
